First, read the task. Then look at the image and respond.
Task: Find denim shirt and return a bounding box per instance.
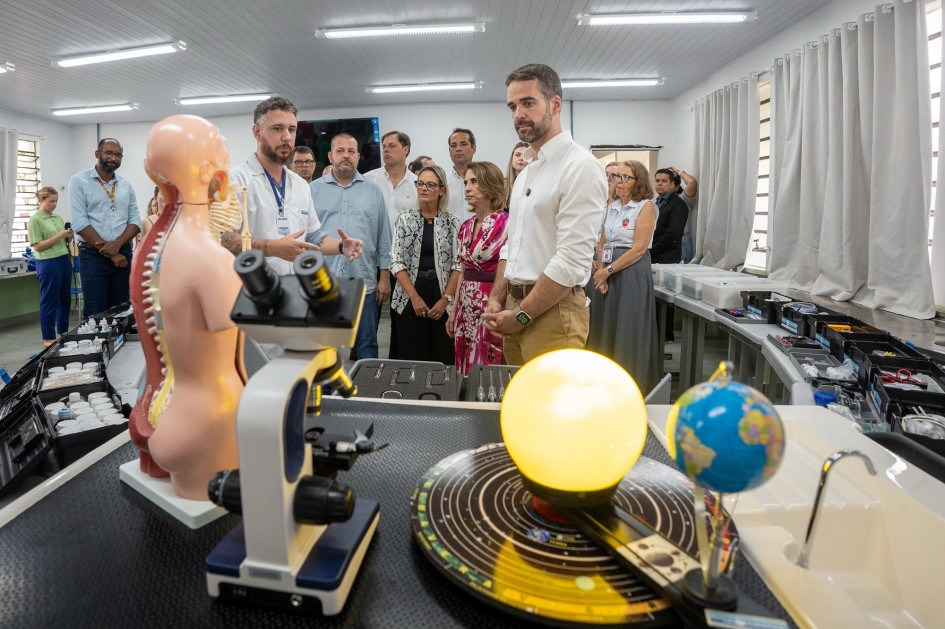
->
[311,171,390,293]
[389,209,462,314]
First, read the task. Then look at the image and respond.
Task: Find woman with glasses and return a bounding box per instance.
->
[446,161,509,375]
[588,160,659,394]
[504,142,529,207]
[390,165,462,363]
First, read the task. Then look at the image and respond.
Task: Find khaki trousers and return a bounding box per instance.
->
[502,287,589,366]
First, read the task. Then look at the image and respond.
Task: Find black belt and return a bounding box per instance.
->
[416,269,438,281]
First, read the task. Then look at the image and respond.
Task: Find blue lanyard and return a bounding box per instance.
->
[263,168,286,215]
[607,201,633,241]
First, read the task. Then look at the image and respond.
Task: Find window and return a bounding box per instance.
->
[928,3,941,260]
[744,81,771,271]
[11,138,40,255]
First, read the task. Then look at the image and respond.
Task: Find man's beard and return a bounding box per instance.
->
[334,161,357,178]
[98,158,118,173]
[261,138,292,165]
[515,108,553,143]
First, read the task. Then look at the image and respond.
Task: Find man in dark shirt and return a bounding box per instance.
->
[650,168,689,264]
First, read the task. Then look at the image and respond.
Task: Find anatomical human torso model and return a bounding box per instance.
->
[129,114,246,500]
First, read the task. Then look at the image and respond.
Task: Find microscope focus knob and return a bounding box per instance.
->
[293,475,355,525]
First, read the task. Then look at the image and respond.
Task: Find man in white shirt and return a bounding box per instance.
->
[224,97,362,275]
[364,130,417,232]
[445,128,476,221]
[483,64,607,365]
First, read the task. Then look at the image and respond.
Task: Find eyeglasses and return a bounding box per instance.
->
[415,181,441,190]
[101,150,123,159]
[608,174,636,182]
[293,159,315,166]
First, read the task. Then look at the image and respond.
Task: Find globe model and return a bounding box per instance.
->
[501,349,648,506]
[666,379,785,494]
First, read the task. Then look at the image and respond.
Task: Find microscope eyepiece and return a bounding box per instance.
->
[234,250,282,308]
[294,251,339,306]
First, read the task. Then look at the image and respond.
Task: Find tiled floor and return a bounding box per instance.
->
[0,312,85,377]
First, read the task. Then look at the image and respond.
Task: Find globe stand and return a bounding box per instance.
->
[682,569,739,611]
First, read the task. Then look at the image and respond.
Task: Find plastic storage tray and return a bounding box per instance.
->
[464,365,519,402]
[787,348,856,383]
[348,359,462,401]
[810,318,884,353]
[742,290,793,323]
[848,341,927,388]
[661,266,731,293]
[0,398,53,497]
[777,303,842,338]
[36,381,128,467]
[868,361,945,423]
[698,278,788,309]
[677,271,742,298]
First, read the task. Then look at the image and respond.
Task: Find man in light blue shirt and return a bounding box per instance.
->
[311,133,391,360]
[69,138,141,318]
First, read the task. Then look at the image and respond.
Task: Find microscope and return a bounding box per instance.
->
[205,249,381,615]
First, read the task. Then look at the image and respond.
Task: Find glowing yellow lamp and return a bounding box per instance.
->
[501,349,648,506]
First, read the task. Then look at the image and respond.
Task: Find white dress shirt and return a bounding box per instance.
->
[445,165,472,222]
[364,166,418,232]
[231,153,323,275]
[500,130,607,287]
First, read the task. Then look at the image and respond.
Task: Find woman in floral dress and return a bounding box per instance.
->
[447,161,509,375]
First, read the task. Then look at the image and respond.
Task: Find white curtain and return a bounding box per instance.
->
[768,0,934,319]
[692,75,760,268]
[933,7,945,307]
[0,128,16,259]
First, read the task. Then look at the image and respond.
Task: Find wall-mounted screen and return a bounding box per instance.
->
[296,117,381,174]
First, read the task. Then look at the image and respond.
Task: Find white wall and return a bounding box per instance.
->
[88,99,675,206]
[0,110,82,221]
[664,0,883,167]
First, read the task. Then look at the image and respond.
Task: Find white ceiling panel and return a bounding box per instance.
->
[0,0,835,124]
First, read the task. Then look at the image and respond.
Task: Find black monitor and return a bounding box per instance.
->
[296,117,381,174]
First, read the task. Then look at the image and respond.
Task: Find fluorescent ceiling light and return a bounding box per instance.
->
[176,93,272,106]
[55,41,186,68]
[562,79,661,88]
[52,103,139,116]
[0,62,14,73]
[367,82,482,94]
[317,23,485,39]
[579,12,756,26]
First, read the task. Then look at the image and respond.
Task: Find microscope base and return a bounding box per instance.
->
[206,498,380,615]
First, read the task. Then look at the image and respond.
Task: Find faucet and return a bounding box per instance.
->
[796,449,877,569]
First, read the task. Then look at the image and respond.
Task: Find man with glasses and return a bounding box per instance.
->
[69,138,141,318]
[483,64,607,365]
[289,146,317,183]
[311,133,391,360]
[651,168,689,264]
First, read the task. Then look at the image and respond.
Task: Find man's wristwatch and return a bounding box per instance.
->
[513,306,532,326]
[607,265,615,274]
[338,241,344,254]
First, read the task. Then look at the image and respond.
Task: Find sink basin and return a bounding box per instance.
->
[647,404,945,628]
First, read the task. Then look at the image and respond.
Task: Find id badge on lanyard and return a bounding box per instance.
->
[602,244,614,264]
[276,214,291,236]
